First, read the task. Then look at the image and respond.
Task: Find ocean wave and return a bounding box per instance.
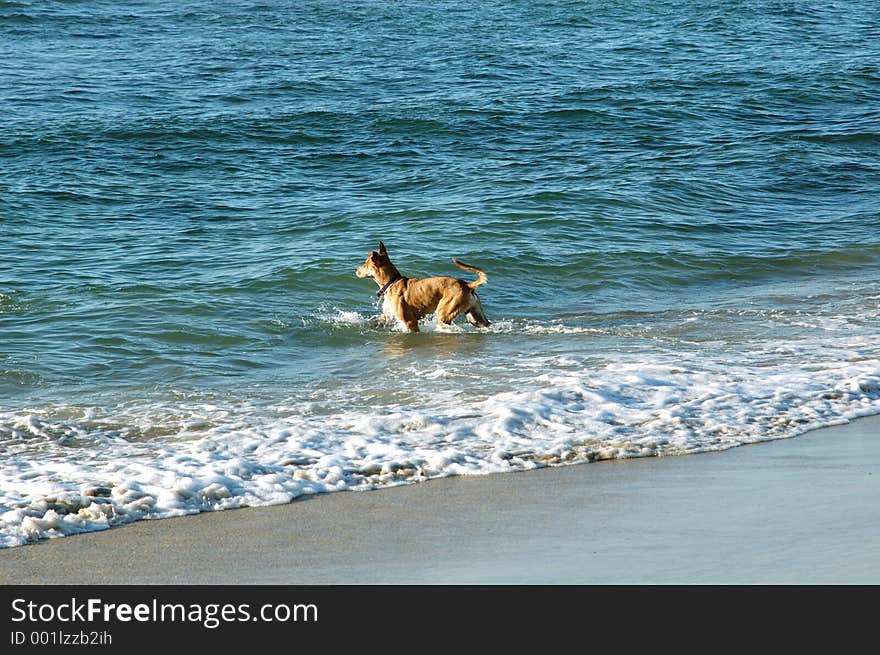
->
[2,330,879,548]
[304,303,878,339]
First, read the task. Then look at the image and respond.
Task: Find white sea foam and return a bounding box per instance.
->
[488,319,604,335]
[311,307,371,327]
[2,312,880,548]
[311,305,472,333]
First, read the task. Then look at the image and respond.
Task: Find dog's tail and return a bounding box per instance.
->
[452,258,488,289]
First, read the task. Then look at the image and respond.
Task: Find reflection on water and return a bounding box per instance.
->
[379,331,490,361]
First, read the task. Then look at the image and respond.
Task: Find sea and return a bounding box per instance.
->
[2,0,879,548]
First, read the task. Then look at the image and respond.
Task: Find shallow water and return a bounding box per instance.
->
[2,0,880,547]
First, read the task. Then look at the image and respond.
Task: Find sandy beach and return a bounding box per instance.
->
[1,416,877,584]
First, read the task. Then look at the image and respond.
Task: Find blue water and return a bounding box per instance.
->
[2,0,880,547]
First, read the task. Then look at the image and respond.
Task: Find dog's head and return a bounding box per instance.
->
[355,241,390,279]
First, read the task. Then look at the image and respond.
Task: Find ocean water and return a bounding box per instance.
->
[2,0,880,548]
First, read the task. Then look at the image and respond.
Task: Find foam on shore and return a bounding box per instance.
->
[2,307,879,547]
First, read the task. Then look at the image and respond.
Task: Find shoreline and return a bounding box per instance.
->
[1,416,878,584]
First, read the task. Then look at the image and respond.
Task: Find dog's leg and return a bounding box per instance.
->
[435,297,465,326]
[466,311,491,327]
[466,295,491,327]
[401,305,420,332]
[389,296,420,332]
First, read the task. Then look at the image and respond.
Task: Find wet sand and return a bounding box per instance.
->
[1,417,878,584]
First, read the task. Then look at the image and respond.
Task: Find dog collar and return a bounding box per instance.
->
[377,274,404,298]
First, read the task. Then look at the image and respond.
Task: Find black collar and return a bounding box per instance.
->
[377,273,404,298]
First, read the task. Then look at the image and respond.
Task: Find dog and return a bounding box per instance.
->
[355,242,491,332]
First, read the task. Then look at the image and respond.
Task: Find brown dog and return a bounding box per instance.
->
[355,242,491,332]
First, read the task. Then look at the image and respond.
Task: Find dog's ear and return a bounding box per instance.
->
[378,241,387,255]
